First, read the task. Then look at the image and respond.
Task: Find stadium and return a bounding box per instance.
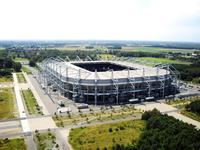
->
[37,57,179,105]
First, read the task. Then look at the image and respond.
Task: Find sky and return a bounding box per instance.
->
[0,0,200,42]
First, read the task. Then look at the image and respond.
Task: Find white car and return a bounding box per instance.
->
[57,107,71,114]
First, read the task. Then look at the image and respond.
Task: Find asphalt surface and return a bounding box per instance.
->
[28,75,57,115]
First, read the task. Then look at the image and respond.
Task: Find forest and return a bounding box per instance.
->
[112,109,200,150]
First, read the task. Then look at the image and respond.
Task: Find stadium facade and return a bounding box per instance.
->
[37,57,179,105]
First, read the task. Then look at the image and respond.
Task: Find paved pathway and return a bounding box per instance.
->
[168,112,200,129]
[13,73,35,150]
[56,129,72,150]
[0,82,13,88]
[13,73,30,133]
[135,102,200,129]
[28,117,57,131]
[0,120,21,138]
[28,74,57,114]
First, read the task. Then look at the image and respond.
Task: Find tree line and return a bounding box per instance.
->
[113,51,166,58]
[174,64,200,83]
[28,49,98,63]
[0,51,21,76]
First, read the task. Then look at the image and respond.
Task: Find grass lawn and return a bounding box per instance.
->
[69,119,146,150]
[33,130,59,150]
[21,90,42,115]
[22,66,32,75]
[0,138,26,150]
[181,110,200,122]
[135,57,190,66]
[14,57,28,62]
[166,97,200,122]
[98,54,114,60]
[0,75,12,82]
[16,73,26,83]
[166,98,192,109]
[0,88,15,119]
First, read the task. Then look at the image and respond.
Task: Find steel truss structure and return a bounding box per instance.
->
[37,57,180,105]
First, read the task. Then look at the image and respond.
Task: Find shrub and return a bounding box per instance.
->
[185,99,200,114]
[55,144,59,148]
[119,126,125,130]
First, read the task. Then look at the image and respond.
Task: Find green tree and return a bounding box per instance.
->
[13,62,22,72]
[29,60,36,67]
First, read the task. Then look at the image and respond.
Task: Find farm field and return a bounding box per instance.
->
[21,90,42,115]
[135,57,190,66]
[122,46,196,53]
[69,119,145,150]
[0,88,16,119]
[0,138,26,150]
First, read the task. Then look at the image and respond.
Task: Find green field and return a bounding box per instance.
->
[135,57,190,66]
[0,75,12,82]
[69,120,145,150]
[98,54,114,60]
[33,130,59,150]
[122,46,195,53]
[21,90,42,115]
[0,88,15,119]
[22,66,32,74]
[14,57,29,62]
[16,73,26,83]
[0,138,26,150]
